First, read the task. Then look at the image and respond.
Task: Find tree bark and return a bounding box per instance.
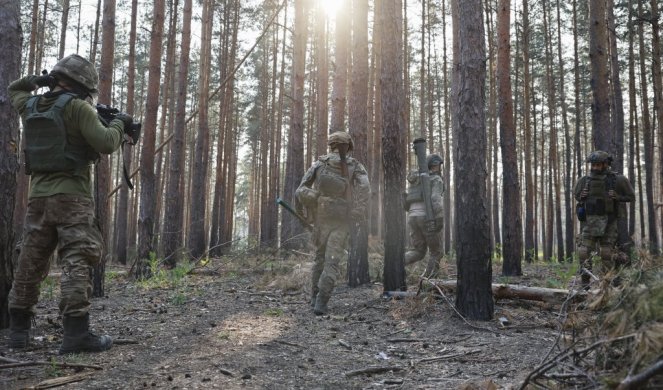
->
[0,0,21,329]
[453,0,493,320]
[380,0,407,292]
[58,0,70,59]
[330,0,349,134]
[497,0,522,276]
[136,0,166,277]
[522,0,535,263]
[347,0,370,287]
[589,0,612,150]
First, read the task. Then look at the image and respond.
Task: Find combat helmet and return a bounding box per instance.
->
[586,150,613,165]
[51,54,99,93]
[427,153,443,168]
[328,131,354,152]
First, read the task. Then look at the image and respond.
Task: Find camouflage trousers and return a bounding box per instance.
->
[9,194,102,317]
[577,218,619,280]
[405,214,442,276]
[311,219,350,299]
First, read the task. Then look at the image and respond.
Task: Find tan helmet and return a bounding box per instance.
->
[328,131,353,152]
[51,54,99,93]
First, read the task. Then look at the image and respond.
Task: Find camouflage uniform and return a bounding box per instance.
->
[574,151,634,285]
[7,54,128,352]
[404,157,444,277]
[296,131,370,315]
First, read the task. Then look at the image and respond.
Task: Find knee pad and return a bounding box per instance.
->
[599,246,614,262]
[577,246,590,262]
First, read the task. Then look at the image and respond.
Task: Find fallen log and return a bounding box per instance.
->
[385,280,582,304]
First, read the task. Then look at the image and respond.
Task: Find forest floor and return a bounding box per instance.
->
[0,247,598,390]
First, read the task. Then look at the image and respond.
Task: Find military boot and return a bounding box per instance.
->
[8,309,32,349]
[423,258,440,278]
[313,291,331,316]
[59,314,113,354]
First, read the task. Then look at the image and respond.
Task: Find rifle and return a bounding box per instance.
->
[276,197,314,231]
[96,103,142,190]
[412,138,437,232]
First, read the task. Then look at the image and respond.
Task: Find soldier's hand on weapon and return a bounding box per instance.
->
[116,113,141,144]
[580,189,589,200]
[608,190,617,199]
[33,73,55,89]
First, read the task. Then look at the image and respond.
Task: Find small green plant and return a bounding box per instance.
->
[105,270,120,282]
[217,331,231,340]
[170,289,187,306]
[40,276,56,300]
[264,307,284,317]
[44,357,62,377]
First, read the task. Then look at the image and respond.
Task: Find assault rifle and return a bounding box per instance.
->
[276,197,314,231]
[96,103,142,145]
[412,137,437,232]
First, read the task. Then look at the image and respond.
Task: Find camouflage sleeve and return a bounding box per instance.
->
[573,177,587,202]
[430,175,444,214]
[615,175,635,203]
[7,76,39,114]
[351,161,370,213]
[295,161,321,209]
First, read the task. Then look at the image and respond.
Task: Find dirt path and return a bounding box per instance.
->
[1,262,564,389]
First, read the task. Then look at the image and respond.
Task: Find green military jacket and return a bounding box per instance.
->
[573,170,635,219]
[9,76,124,198]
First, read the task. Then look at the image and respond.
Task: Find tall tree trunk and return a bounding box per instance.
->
[136,0,166,278]
[522,0,534,263]
[627,0,638,238]
[162,0,192,264]
[115,0,138,265]
[58,0,70,59]
[330,0,349,134]
[369,0,382,238]
[441,0,452,253]
[637,0,659,254]
[27,0,39,74]
[497,0,522,276]
[650,0,663,252]
[280,0,308,249]
[380,0,406,292]
[314,1,328,156]
[589,0,611,149]
[93,0,116,296]
[188,0,214,259]
[347,0,370,287]
[0,0,21,329]
[453,0,493,320]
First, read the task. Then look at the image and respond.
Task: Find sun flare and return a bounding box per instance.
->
[319,0,342,18]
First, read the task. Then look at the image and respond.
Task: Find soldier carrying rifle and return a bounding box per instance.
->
[7,54,139,354]
[404,138,444,278]
[295,131,370,315]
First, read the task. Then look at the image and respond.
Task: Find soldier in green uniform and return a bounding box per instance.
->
[574,150,634,287]
[404,154,444,277]
[7,54,137,353]
[296,131,370,315]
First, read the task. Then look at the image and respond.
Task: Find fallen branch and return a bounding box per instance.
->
[418,349,481,364]
[0,356,20,364]
[345,366,405,377]
[30,372,93,389]
[0,361,103,371]
[617,358,663,390]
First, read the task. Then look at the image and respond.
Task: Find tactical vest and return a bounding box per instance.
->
[404,174,424,210]
[584,174,616,216]
[314,156,353,199]
[24,93,99,174]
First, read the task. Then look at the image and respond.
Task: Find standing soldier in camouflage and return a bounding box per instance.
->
[574,150,634,287]
[7,54,137,353]
[296,131,370,315]
[404,152,444,277]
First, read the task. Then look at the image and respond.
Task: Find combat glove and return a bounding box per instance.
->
[115,113,141,144]
[33,74,56,89]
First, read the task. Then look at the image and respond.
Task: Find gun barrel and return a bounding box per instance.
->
[276,197,313,231]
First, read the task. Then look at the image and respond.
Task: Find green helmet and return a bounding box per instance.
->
[328,131,354,152]
[586,150,612,164]
[427,153,443,168]
[51,54,99,93]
